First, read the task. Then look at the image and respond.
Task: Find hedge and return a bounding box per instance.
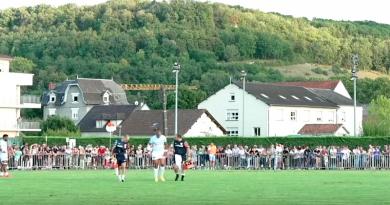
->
[21,136,390,148]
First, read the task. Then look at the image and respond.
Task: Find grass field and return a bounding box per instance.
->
[1,170,390,205]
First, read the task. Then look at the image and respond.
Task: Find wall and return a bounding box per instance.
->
[184,113,225,137]
[334,81,351,99]
[268,106,337,136]
[198,84,268,137]
[336,106,363,136]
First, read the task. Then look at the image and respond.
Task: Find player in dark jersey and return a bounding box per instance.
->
[172,134,190,181]
[113,135,129,182]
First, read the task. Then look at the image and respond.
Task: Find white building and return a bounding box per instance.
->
[0,55,41,137]
[118,109,226,137]
[198,81,363,137]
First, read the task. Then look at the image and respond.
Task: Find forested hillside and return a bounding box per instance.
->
[1,0,390,109]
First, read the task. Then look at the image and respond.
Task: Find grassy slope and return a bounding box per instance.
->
[1,170,390,205]
[271,63,390,80]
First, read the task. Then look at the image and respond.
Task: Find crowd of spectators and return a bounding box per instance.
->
[5,143,390,170]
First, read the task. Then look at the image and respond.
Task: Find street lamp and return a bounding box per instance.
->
[240,70,247,137]
[351,54,359,137]
[173,62,181,136]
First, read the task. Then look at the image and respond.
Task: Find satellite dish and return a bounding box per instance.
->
[134,101,139,105]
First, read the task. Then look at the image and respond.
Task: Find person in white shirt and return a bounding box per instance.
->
[0,134,9,177]
[148,124,167,182]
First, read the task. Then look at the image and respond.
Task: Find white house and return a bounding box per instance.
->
[0,55,41,137]
[198,81,363,137]
[118,109,226,137]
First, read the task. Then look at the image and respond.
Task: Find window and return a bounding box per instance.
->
[226,110,239,121]
[260,93,269,99]
[103,92,110,105]
[48,108,56,116]
[229,93,235,102]
[290,111,297,121]
[275,109,283,121]
[72,93,79,103]
[226,127,239,136]
[279,95,286,100]
[254,127,261,136]
[316,111,323,122]
[304,96,312,101]
[96,120,106,128]
[327,111,334,122]
[49,94,56,103]
[291,95,300,100]
[71,108,79,120]
[302,110,310,122]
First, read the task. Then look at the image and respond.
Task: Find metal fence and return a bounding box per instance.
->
[6,153,390,171]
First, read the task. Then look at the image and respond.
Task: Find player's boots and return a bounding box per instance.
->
[175,174,179,181]
[159,176,166,182]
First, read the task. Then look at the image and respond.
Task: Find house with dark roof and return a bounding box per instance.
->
[273,80,351,99]
[42,77,130,124]
[117,109,225,137]
[78,105,143,136]
[198,81,362,137]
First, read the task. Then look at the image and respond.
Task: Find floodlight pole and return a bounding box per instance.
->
[241,70,247,137]
[352,54,359,137]
[173,62,181,136]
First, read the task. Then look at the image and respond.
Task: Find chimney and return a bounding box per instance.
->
[48,82,56,90]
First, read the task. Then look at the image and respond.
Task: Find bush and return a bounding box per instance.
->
[41,116,80,137]
[311,67,328,75]
[21,136,390,148]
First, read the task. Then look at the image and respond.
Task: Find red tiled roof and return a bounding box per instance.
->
[298,124,347,135]
[273,80,340,90]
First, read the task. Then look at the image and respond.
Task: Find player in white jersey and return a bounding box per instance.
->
[148,124,167,182]
[0,134,9,177]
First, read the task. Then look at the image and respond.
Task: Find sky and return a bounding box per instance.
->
[0,0,389,25]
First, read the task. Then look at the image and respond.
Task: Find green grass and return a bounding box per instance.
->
[1,170,390,205]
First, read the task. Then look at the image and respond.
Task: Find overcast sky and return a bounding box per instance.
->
[0,0,389,24]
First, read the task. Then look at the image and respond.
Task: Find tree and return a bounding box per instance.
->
[41,116,80,136]
[364,95,390,136]
[10,57,36,73]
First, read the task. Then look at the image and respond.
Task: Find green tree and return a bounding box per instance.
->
[364,95,390,136]
[10,57,36,73]
[41,116,80,136]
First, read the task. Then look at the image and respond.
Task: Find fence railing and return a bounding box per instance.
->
[20,95,41,104]
[18,121,40,130]
[6,153,390,171]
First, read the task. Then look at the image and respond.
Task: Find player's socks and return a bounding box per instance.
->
[115,169,119,176]
[175,174,179,181]
[118,175,122,182]
[159,167,165,182]
[181,175,185,181]
[154,168,159,182]
[121,175,125,182]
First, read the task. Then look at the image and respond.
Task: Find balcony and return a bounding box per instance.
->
[18,120,41,131]
[20,95,41,109]
[0,120,41,132]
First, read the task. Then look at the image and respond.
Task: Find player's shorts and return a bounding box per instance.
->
[152,151,165,160]
[116,154,126,166]
[173,154,186,167]
[0,153,8,164]
[209,154,216,161]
